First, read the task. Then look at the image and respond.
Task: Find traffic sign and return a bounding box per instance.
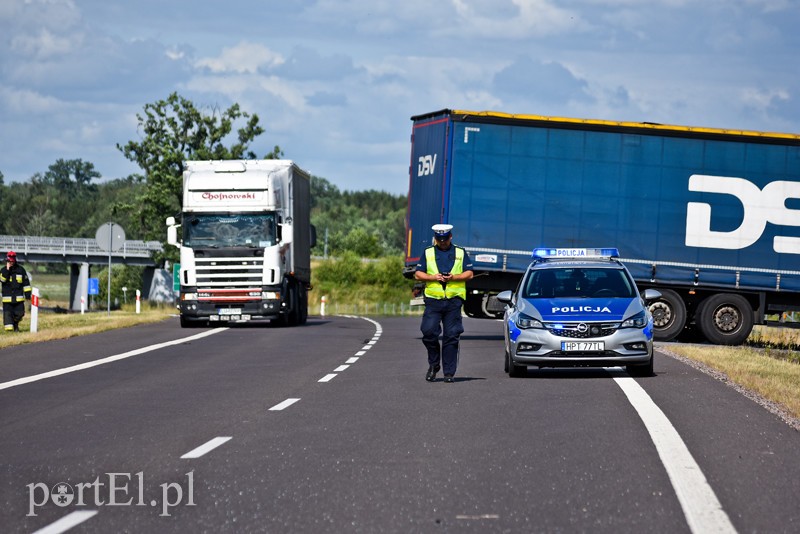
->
[88,278,99,295]
[96,222,126,252]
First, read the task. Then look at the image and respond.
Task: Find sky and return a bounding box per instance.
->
[1,0,798,195]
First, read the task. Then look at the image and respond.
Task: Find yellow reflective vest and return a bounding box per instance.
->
[424,246,466,300]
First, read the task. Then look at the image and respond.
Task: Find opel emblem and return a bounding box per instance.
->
[577,323,588,333]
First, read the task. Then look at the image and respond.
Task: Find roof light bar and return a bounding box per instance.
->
[532,248,620,259]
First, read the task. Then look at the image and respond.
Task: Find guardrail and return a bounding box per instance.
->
[0,235,163,260]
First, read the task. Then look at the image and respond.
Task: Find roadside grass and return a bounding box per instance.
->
[665,345,800,421]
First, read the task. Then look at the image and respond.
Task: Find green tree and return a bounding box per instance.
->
[116,92,269,263]
[41,158,100,197]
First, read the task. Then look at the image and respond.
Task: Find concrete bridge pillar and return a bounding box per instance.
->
[69,262,90,312]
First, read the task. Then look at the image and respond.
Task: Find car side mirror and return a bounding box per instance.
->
[496,290,514,304]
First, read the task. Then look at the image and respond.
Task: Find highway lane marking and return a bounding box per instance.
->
[269,398,300,411]
[316,316,383,383]
[33,510,98,534]
[181,436,232,459]
[614,375,737,534]
[0,328,229,391]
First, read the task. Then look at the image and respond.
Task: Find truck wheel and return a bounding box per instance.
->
[696,293,754,345]
[287,282,300,326]
[298,285,308,325]
[648,289,686,341]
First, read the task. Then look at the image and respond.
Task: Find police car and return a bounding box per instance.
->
[497,248,660,377]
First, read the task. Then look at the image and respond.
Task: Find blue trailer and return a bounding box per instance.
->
[404,109,800,344]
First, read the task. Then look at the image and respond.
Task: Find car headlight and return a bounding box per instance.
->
[516,313,544,329]
[621,310,647,329]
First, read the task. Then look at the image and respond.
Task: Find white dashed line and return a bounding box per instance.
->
[333,365,350,372]
[355,351,367,356]
[319,374,337,383]
[33,511,98,534]
[346,357,359,364]
[614,376,736,534]
[181,437,232,459]
[269,398,300,411]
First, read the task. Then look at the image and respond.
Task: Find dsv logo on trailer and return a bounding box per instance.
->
[417,154,437,177]
[686,174,800,254]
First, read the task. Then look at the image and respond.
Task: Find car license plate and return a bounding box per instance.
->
[219,308,240,315]
[561,341,604,352]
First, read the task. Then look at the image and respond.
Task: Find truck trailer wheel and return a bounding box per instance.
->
[648,289,686,341]
[696,293,754,345]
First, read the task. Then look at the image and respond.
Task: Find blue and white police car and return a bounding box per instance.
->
[497,248,661,377]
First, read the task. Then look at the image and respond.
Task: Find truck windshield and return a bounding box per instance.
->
[183,213,277,248]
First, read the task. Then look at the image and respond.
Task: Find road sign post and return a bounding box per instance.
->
[96,223,126,316]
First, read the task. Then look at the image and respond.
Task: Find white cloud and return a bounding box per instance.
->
[449,0,588,38]
[195,42,284,74]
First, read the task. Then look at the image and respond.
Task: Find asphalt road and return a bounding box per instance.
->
[1,315,798,533]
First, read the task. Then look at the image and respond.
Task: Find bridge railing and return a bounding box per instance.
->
[0,235,163,258]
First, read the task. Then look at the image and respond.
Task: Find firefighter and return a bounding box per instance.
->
[1,251,32,332]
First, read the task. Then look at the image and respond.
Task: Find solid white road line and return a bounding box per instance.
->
[0,328,229,391]
[333,365,350,372]
[318,374,337,383]
[269,398,300,411]
[614,376,737,534]
[181,436,232,459]
[33,510,98,534]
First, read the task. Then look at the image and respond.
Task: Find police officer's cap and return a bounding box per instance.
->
[432,224,453,240]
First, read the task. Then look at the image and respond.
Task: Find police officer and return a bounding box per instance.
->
[1,251,32,332]
[415,224,474,383]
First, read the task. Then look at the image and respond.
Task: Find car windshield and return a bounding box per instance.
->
[523,267,636,299]
[183,213,277,248]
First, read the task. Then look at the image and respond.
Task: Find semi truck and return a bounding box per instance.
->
[404,109,800,345]
[167,160,314,327]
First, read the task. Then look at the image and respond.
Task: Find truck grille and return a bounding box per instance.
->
[544,322,619,339]
[195,257,267,287]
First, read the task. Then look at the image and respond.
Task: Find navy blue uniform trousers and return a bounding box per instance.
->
[421,297,465,376]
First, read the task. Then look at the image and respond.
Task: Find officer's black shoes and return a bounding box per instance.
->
[426,365,440,382]
[444,375,455,383]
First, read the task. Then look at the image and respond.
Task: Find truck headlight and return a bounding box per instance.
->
[516,313,544,329]
[181,293,198,301]
[621,310,646,329]
[262,291,280,299]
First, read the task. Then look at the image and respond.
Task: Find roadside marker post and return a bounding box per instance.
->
[321,295,327,317]
[135,289,141,314]
[30,288,39,333]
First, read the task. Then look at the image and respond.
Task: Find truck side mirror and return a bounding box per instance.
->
[280,223,293,244]
[166,216,179,247]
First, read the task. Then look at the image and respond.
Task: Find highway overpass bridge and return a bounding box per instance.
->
[0,235,165,311]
